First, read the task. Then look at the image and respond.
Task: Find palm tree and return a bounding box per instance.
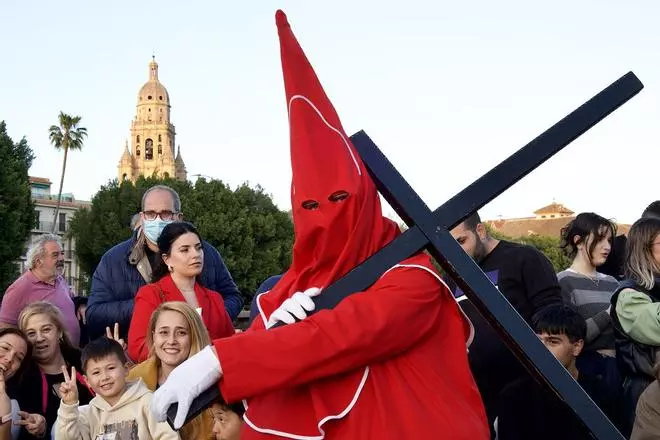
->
[48,112,87,233]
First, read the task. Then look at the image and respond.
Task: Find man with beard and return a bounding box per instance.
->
[449,212,563,437]
[0,234,84,345]
[149,10,489,440]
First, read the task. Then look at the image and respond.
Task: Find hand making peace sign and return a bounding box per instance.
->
[16,411,46,437]
[58,366,79,405]
[106,322,127,350]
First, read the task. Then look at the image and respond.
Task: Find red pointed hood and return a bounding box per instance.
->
[242,12,449,438]
[262,10,399,312]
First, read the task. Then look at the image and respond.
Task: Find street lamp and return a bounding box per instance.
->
[190,173,214,181]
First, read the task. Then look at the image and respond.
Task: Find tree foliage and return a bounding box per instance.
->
[487,226,571,272]
[69,176,293,298]
[0,122,35,293]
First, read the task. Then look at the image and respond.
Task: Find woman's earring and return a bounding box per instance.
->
[168,265,174,272]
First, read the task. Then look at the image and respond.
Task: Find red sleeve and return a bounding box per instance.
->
[214,266,447,401]
[128,285,160,363]
[206,291,236,339]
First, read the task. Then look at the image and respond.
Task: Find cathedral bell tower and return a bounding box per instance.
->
[117,57,187,182]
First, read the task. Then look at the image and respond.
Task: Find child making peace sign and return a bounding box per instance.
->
[54,337,179,440]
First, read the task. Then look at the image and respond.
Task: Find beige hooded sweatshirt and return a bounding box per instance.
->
[54,378,180,440]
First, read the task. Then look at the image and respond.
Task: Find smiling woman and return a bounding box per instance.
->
[128,302,219,440]
[15,302,93,439]
[0,328,32,440]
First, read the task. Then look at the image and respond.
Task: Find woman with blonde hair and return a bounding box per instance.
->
[15,301,94,439]
[610,217,660,436]
[129,301,233,439]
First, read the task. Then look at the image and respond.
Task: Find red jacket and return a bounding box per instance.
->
[212,256,489,440]
[128,274,235,363]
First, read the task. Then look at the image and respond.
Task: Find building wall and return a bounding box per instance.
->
[14,180,90,295]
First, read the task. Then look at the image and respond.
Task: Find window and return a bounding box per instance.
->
[58,213,66,232]
[158,145,162,155]
[148,95,152,100]
[145,139,153,160]
[163,172,170,178]
[148,108,151,112]
[34,211,40,229]
[136,135,140,143]
[122,173,127,181]
[159,95,163,100]
[136,147,141,157]
[158,134,162,142]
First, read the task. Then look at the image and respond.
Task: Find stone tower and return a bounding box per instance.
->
[117,57,187,182]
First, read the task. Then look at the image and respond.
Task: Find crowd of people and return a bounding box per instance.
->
[0,184,246,439]
[2,8,660,440]
[447,204,660,439]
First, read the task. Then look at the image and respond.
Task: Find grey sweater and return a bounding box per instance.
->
[557,269,619,351]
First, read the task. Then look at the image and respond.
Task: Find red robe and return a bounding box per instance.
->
[128,273,235,363]
[213,253,488,439]
[205,10,488,438]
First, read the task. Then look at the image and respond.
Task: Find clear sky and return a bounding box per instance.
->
[1,0,657,225]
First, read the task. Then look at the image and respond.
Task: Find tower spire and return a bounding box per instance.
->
[149,55,159,81]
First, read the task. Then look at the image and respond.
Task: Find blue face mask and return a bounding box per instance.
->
[143,218,172,244]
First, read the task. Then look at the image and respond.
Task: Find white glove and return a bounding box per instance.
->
[151,345,221,429]
[266,287,322,329]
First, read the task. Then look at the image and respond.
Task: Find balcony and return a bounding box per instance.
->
[32,221,68,233]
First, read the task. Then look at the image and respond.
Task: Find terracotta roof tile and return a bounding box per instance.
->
[533,202,574,215]
[486,216,631,238]
[29,176,52,184]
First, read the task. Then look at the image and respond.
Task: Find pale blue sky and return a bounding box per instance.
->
[1,1,658,224]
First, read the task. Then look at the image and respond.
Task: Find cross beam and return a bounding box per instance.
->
[168,72,642,439]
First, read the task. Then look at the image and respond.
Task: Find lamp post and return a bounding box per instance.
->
[190,173,214,181]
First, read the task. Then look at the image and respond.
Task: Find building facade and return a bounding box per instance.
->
[485,202,631,238]
[15,177,91,294]
[117,57,187,182]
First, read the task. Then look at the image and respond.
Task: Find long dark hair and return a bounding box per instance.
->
[152,221,204,281]
[560,212,616,262]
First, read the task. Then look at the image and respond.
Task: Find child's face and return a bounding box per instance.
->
[84,354,129,404]
[536,332,583,368]
[211,403,242,440]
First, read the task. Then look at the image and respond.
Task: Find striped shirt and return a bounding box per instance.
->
[557,269,619,351]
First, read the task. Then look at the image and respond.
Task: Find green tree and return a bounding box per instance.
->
[0,122,35,293]
[69,176,293,298]
[486,225,570,272]
[48,112,87,233]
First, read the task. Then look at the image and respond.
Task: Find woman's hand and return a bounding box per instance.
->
[58,366,79,405]
[0,371,11,429]
[16,412,46,438]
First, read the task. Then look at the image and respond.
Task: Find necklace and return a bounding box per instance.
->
[570,267,600,286]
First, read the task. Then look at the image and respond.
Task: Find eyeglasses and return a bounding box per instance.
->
[143,210,178,221]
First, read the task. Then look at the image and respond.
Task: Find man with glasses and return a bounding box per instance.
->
[85,185,243,342]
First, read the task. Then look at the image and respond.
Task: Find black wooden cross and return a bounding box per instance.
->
[168,72,642,439]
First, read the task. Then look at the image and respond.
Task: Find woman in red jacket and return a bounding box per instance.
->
[128,221,235,363]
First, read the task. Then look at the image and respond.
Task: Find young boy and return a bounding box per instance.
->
[497,304,620,440]
[54,337,180,440]
[210,400,243,440]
